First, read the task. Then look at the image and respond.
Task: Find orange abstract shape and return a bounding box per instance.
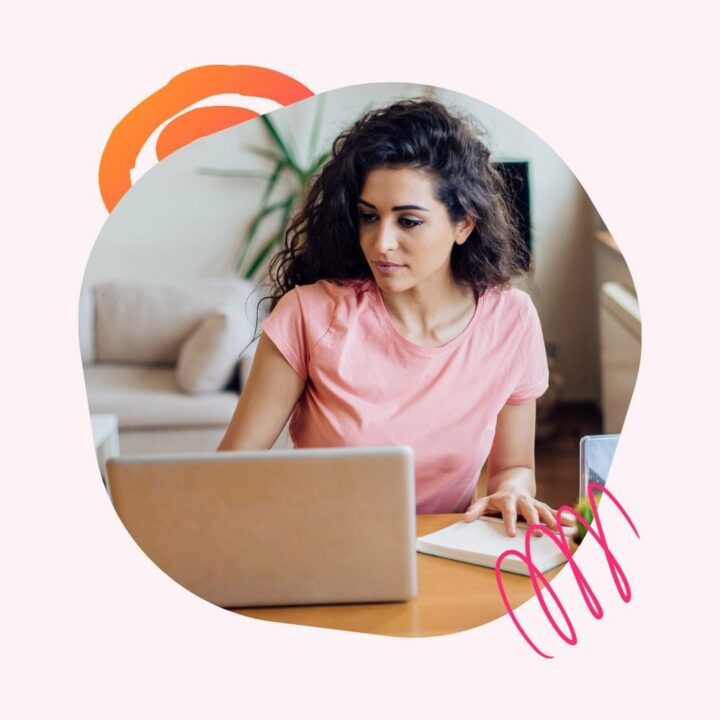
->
[99,65,314,212]
[156,106,260,161]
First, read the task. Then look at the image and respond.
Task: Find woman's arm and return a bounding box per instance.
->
[463,400,564,536]
[217,333,306,451]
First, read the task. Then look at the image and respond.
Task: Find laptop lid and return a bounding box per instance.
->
[107,447,417,608]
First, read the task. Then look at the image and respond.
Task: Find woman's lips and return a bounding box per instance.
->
[375,261,405,275]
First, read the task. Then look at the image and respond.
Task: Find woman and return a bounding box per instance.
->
[219,99,565,537]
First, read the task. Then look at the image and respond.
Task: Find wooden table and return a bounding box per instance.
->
[236,514,560,637]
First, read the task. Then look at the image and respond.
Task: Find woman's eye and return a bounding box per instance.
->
[399,217,423,228]
[358,212,377,224]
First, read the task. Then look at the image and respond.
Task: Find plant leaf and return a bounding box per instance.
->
[245,228,284,279]
[207,101,331,276]
[244,196,295,278]
[308,150,331,176]
[244,229,282,279]
[259,160,286,207]
[234,199,290,273]
[196,167,274,180]
[246,145,287,164]
[261,115,303,180]
[308,93,326,160]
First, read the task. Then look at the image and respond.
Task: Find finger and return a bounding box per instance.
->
[502,498,518,537]
[463,496,490,522]
[517,497,542,537]
[559,510,578,527]
[536,503,559,531]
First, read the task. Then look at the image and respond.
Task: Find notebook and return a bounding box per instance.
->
[416,516,575,575]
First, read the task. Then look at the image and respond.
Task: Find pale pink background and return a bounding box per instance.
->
[2,1,717,717]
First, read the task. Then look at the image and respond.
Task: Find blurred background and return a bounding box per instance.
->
[82,82,640,508]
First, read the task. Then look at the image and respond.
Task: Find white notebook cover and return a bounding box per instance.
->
[416,516,575,575]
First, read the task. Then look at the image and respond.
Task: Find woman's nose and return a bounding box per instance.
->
[372,221,399,253]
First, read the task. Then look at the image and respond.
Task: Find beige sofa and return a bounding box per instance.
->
[80,279,265,455]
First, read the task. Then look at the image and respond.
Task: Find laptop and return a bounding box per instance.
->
[106,446,417,608]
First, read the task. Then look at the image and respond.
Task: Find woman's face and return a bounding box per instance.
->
[357,167,473,297]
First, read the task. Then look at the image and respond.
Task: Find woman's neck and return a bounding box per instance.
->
[377,276,477,347]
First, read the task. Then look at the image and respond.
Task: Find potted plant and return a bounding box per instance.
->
[568,493,600,551]
[200,99,330,279]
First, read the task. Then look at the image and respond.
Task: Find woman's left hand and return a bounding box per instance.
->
[463,484,571,538]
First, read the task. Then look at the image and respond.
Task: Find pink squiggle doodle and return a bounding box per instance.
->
[495,482,640,659]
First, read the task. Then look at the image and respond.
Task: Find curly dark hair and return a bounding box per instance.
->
[265,98,528,311]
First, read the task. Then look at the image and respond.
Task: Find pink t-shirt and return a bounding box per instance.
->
[261,279,548,513]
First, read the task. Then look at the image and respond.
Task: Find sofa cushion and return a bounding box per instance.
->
[94,280,257,364]
[84,364,239,429]
[78,286,96,365]
[176,302,255,394]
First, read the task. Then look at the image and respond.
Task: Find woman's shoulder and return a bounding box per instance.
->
[279,279,374,334]
[295,278,374,308]
[484,284,534,310]
[479,284,538,328]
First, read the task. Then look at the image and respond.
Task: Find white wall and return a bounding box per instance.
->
[437,87,601,402]
[84,83,432,284]
[84,82,611,402]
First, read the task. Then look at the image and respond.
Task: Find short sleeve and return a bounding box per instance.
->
[506,296,549,404]
[260,289,309,380]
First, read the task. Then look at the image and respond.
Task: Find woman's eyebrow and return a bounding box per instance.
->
[357,198,429,212]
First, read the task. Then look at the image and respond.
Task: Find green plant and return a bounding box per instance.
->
[572,494,600,544]
[200,100,329,279]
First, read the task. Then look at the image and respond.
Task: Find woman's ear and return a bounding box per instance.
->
[454,216,475,246]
